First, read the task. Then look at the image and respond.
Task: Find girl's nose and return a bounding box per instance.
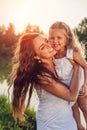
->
[54,38,58,43]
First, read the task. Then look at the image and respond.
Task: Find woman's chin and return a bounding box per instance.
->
[53,50,57,56]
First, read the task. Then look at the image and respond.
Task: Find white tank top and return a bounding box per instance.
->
[53,49,84,89]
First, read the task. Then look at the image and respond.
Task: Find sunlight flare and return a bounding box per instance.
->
[13,6,29,33]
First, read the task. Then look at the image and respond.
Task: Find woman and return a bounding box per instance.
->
[10,33,79,130]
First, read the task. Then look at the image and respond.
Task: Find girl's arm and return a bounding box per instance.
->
[39,61,79,101]
[73,51,87,94]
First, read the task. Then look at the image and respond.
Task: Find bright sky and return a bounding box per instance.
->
[0,0,87,34]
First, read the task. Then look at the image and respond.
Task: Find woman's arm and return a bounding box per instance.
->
[40,61,79,101]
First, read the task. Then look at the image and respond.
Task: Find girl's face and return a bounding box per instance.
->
[49,29,68,51]
[33,35,56,60]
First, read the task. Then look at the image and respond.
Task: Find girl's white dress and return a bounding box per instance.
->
[54,49,84,89]
[54,49,84,107]
[36,49,82,130]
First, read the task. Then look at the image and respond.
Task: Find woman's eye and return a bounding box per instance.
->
[40,45,45,50]
[41,47,44,50]
[45,39,49,43]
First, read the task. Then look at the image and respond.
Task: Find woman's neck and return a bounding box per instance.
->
[42,58,57,77]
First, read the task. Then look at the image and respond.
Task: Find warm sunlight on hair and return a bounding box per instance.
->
[13,6,29,33]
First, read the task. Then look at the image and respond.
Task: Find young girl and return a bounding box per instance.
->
[49,21,87,130]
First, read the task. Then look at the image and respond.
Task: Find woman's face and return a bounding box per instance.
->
[33,35,56,59]
[49,29,68,51]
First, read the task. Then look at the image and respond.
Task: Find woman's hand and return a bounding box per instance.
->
[79,84,87,96]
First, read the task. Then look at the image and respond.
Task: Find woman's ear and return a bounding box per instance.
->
[34,56,40,60]
[34,56,42,63]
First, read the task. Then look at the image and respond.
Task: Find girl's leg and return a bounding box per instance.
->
[78,96,87,130]
[72,102,85,130]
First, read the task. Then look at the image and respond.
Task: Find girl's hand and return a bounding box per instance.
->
[67,58,79,69]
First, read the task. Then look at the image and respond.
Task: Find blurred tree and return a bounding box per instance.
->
[0,23,19,82]
[0,23,44,83]
[4,23,18,46]
[74,17,87,60]
[24,24,44,34]
[74,17,87,42]
[0,25,6,35]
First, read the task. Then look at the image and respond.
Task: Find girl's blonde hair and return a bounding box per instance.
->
[49,21,85,58]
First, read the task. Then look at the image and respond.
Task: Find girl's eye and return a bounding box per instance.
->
[57,37,61,39]
[50,38,54,41]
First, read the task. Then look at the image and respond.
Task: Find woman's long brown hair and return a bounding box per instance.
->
[9,33,40,120]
